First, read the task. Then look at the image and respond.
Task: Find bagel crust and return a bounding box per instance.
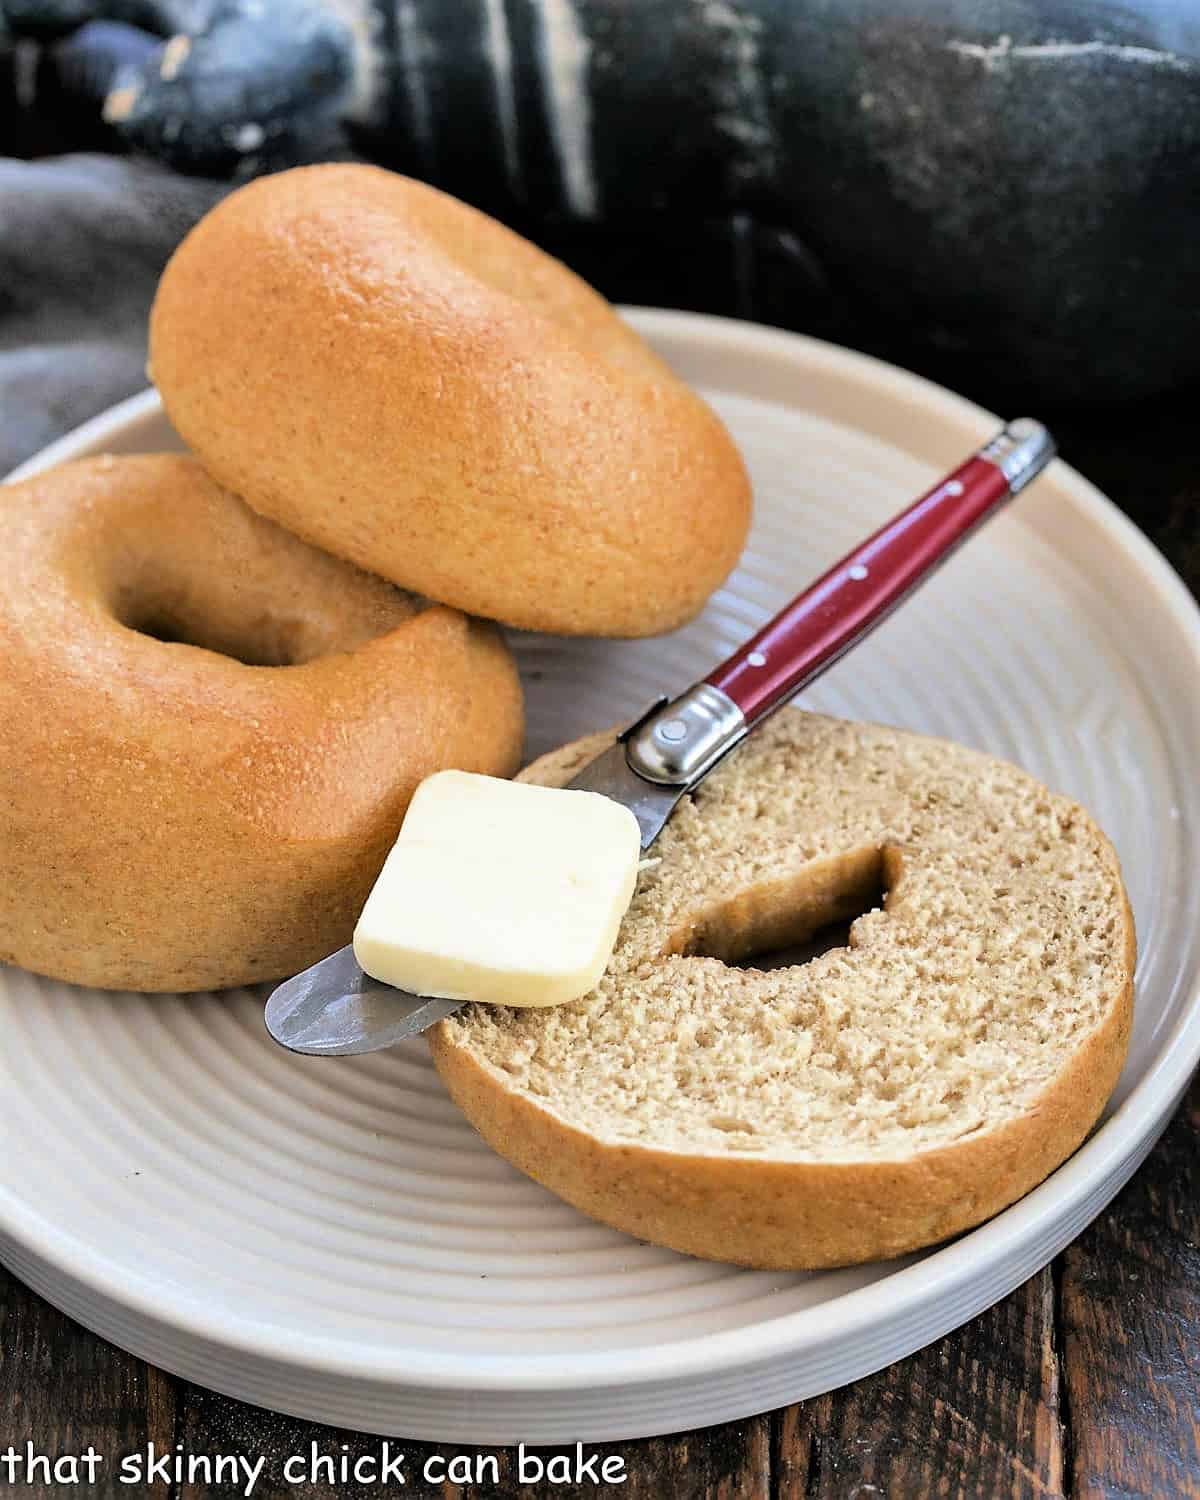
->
[0,454,523,992]
[430,713,1135,1270]
[149,164,752,637]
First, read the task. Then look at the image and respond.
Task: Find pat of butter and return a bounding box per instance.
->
[353,770,641,1008]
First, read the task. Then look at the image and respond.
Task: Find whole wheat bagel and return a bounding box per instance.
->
[148,164,752,637]
[0,453,523,992]
[430,711,1135,1270]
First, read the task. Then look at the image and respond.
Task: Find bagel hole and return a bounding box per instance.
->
[726,913,864,971]
[115,590,313,668]
[679,846,891,972]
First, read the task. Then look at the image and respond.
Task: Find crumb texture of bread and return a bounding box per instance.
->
[430,711,1135,1268]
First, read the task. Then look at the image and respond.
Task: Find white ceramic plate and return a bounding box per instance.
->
[3,312,1199,1444]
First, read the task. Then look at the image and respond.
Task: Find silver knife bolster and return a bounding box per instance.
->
[620,683,747,787]
[565,686,748,851]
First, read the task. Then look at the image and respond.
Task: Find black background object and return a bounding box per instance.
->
[3,0,1200,406]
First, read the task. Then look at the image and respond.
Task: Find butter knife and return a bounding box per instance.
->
[265,419,1055,1056]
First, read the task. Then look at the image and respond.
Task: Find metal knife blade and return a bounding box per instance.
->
[263,740,684,1056]
[263,942,462,1056]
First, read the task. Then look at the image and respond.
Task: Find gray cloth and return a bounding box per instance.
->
[0,152,224,473]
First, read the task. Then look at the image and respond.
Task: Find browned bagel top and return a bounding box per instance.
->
[0,452,521,840]
[149,164,752,636]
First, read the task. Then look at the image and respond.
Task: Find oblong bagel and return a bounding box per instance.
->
[430,711,1135,1270]
[0,453,523,992]
[148,164,752,637]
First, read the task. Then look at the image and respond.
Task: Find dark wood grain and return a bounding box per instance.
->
[1058,1070,1200,1500]
[2,342,1198,1500]
[0,1267,177,1498]
[773,1270,1065,1499]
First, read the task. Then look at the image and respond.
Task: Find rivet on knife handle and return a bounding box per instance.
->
[624,419,1055,786]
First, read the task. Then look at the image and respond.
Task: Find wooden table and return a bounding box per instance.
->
[2,391,1198,1500]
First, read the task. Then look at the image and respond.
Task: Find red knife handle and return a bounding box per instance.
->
[622,420,1055,788]
[707,454,1009,722]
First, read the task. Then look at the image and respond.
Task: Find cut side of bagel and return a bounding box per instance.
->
[429,711,1135,1269]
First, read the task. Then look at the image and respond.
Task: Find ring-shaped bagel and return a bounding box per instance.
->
[0,453,524,991]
